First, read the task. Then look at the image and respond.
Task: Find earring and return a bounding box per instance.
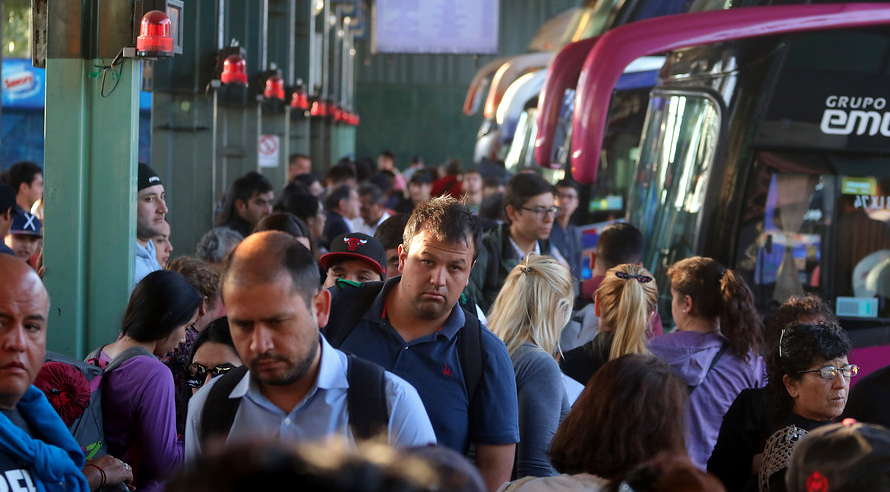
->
[683,309,687,313]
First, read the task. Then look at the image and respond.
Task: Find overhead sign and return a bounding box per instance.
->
[374,0,499,54]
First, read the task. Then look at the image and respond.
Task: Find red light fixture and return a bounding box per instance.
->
[310,99,329,117]
[290,88,309,110]
[221,55,248,86]
[333,105,344,122]
[136,10,174,57]
[264,74,285,100]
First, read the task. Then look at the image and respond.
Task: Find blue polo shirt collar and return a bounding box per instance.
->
[362,276,466,341]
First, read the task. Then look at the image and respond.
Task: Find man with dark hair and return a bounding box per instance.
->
[580,222,644,303]
[4,161,43,213]
[325,197,519,492]
[560,222,660,351]
[324,162,357,191]
[322,184,359,250]
[462,168,484,210]
[135,163,168,286]
[287,154,311,182]
[394,170,433,215]
[550,179,583,286]
[0,183,17,256]
[320,233,386,289]
[185,232,435,461]
[374,214,410,279]
[0,255,91,491]
[378,150,407,191]
[466,173,566,312]
[221,172,274,238]
[354,184,390,236]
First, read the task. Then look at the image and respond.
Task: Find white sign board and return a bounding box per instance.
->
[374,0,499,54]
[258,134,280,168]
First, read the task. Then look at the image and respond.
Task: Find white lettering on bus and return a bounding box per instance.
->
[820,109,890,136]
[825,95,887,110]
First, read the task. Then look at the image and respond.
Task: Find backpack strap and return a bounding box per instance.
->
[457,308,484,405]
[346,355,389,440]
[199,365,249,443]
[103,346,155,373]
[325,280,385,348]
[689,342,729,394]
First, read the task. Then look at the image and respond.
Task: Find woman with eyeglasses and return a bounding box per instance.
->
[758,322,855,492]
[560,264,657,386]
[186,317,242,394]
[648,256,766,470]
[488,254,574,479]
[89,270,202,492]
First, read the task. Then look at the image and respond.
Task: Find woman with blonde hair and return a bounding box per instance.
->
[488,254,574,479]
[560,264,658,385]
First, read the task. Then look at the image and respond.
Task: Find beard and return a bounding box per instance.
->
[250,335,319,386]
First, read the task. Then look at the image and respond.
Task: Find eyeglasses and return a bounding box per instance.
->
[186,362,237,389]
[797,364,859,379]
[521,206,561,217]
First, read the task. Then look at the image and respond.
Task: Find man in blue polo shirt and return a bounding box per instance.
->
[325,196,519,492]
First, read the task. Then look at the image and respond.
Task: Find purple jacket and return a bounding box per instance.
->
[100,352,183,492]
[648,331,766,469]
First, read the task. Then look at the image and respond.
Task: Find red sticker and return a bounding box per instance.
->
[807,471,829,492]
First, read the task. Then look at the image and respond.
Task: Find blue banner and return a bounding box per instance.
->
[2,58,152,111]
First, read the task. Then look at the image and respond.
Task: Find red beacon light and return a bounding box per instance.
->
[310,99,329,117]
[221,55,248,86]
[136,10,174,57]
[333,105,344,122]
[264,74,285,100]
[290,88,309,110]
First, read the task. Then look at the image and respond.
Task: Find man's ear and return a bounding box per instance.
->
[398,244,407,274]
[505,204,519,223]
[314,289,332,328]
[589,252,597,271]
[235,199,247,213]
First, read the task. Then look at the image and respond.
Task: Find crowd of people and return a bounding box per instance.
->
[2,152,890,492]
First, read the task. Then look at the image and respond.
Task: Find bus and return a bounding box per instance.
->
[567,3,890,376]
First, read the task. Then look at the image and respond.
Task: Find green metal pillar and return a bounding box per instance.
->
[260,108,291,189]
[42,0,139,356]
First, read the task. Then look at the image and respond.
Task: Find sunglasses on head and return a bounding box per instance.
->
[187,362,236,389]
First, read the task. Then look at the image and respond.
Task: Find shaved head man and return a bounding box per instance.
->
[0,255,92,491]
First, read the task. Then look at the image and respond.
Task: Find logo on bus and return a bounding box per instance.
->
[820,95,890,137]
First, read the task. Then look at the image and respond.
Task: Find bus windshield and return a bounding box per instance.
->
[735,151,890,323]
[628,92,721,318]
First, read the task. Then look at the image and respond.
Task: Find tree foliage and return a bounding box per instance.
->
[2,0,31,59]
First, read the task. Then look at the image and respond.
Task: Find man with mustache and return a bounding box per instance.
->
[325,197,519,492]
[184,232,435,461]
[0,255,90,491]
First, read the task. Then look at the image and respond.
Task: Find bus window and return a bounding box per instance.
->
[628,92,721,322]
[735,152,890,321]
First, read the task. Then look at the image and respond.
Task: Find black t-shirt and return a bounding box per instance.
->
[842,364,890,428]
[0,407,39,491]
[559,331,614,385]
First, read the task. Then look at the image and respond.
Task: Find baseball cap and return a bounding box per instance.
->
[138,163,163,191]
[787,419,890,492]
[9,211,42,237]
[319,233,386,276]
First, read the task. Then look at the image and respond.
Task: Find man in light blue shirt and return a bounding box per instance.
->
[134,163,166,288]
[185,232,435,462]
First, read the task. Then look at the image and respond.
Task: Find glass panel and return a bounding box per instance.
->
[628,93,721,324]
[735,152,890,321]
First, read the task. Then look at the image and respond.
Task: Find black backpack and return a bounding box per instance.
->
[323,280,484,409]
[199,354,389,443]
